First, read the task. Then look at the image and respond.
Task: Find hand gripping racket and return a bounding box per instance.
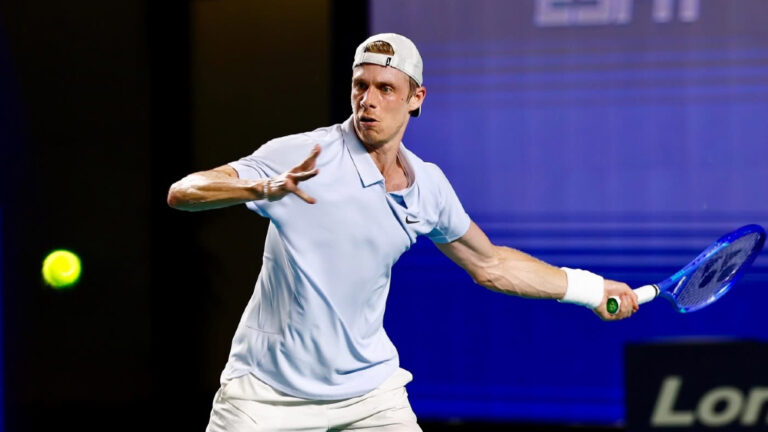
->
[607,224,766,315]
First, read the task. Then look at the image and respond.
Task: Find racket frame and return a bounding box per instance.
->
[606,224,765,315]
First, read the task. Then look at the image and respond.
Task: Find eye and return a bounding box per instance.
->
[382,86,393,93]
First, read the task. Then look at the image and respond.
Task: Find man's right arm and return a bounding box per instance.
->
[167,144,321,212]
[167,165,266,212]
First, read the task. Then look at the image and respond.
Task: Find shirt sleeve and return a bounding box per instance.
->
[425,163,471,244]
[228,134,316,180]
[227,134,316,215]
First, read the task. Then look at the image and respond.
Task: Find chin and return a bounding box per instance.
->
[359,133,386,148]
[354,123,384,146]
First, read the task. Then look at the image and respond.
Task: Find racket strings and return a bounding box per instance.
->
[674,233,763,309]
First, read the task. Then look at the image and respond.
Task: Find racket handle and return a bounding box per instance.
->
[606,284,660,315]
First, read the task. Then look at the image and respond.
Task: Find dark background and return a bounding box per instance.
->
[0,1,376,431]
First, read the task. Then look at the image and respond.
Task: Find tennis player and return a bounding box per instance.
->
[168,33,639,432]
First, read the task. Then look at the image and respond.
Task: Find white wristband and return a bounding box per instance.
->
[559,267,604,309]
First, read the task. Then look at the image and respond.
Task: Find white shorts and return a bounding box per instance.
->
[205,368,422,432]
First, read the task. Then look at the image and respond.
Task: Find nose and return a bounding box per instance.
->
[360,88,377,110]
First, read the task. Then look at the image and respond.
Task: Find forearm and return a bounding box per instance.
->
[167,171,265,212]
[439,222,633,318]
[477,246,567,299]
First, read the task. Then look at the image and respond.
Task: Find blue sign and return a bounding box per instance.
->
[373,0,768,424]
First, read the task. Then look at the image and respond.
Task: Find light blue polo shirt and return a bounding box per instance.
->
[223,116,471,400]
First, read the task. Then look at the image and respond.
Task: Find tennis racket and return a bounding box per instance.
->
[607,224,766,315]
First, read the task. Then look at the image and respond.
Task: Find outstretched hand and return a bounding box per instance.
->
[263,144,321,204]
[593,279,639,321]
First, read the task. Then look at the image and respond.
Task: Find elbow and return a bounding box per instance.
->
[470,267,497,291]
[167,183,189,210]
[167,193,180,209]
[468,248,503,291]
[166,185,180,208]
[470,256,512,295]
[166,188,178,208]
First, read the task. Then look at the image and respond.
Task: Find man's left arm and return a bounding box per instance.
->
[435,221,639,320]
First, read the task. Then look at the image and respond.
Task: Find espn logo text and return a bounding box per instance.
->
[651,376,768,427]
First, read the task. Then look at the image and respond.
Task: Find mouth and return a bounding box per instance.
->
[359,115,377,124]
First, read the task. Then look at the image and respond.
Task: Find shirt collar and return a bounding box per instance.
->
[342,116,385,188]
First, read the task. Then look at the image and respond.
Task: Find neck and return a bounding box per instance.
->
[353,123,409,191]
[354,117,408,175]
[364,140,401,175]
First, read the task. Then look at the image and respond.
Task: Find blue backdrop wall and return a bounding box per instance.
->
[374,0,768,425]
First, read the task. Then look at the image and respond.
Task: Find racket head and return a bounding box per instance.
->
[656,224,766,313]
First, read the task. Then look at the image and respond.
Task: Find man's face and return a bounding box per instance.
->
[351,64,424,148]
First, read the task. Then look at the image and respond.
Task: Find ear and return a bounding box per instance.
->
[408,86,426,113]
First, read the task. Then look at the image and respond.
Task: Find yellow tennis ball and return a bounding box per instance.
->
[42,250,82,289]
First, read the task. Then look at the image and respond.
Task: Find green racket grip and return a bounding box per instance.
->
[606,284,660,315]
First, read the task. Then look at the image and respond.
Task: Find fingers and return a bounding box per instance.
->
[620,293,635,318]
[599,280,640,321]
[289,168,319,182]
[264,145,321,204]
[619,292,639,319]
[286,184,316,204]
[284,169,319,204]
[296,144,321,171]
[607,293,634,320]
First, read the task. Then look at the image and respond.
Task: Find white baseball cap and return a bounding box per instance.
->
[353,33,424,117]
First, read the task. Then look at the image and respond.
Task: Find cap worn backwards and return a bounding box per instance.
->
[353,33,424,117]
